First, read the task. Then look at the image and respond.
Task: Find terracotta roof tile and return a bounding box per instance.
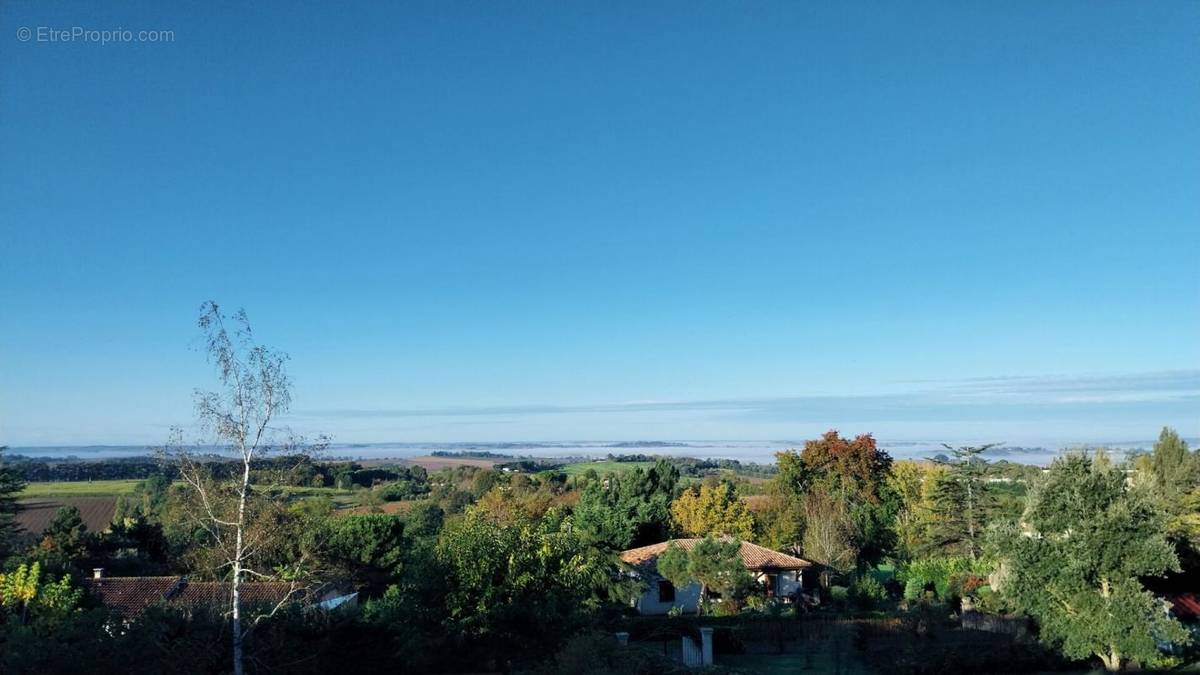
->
[84,576,301,619]
[620,538,811,571]
[1169,593,1200,620]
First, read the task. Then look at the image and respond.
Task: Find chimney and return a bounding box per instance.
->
[93,568,104,581]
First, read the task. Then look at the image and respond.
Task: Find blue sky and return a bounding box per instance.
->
[1,1,1197,447]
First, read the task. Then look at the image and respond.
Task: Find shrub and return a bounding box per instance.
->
[903,578,924,601]
[743,594,779,613]
[899,557,991,602]
[374,480,428,501]
[710,599,740,617]
[850,575,889,609]
[972,585,1014,615]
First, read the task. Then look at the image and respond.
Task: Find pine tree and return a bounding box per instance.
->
[0,446,26,560]
[929,444,998,559]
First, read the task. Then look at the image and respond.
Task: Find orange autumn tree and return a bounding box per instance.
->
[773,431,897,569]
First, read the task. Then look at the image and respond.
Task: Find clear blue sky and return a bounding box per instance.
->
[2,1,1197,447]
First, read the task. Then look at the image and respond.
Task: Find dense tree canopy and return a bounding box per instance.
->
[437,504,619,660]
[992,454,1189,671]
[573,459,679,550]
[312,514,406,595]
[8,415,1198,673]
[772,431,897,568]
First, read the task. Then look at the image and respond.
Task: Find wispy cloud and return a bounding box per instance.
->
[295,369,1200,421]
[939,370,1200,396]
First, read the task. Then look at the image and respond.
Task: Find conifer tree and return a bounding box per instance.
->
[0,446,25,561]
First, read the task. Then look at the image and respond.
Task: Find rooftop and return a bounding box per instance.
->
[84,576,300,619]
[620,538,811,571]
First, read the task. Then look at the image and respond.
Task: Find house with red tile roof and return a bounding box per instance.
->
[619,538,811,615]
[83,569,357,619]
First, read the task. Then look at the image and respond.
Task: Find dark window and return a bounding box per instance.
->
[657,580,675,603]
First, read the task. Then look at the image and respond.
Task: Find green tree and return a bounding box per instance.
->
[113,474,172,525]
[573,459,679,550]
[1151,427,1192,499]
[772,431,897,567]
[0,447,25,560]
[437,505,618,660]
[754,490,805,555]
[670,481,754,539]
[656,537,751,612]
[404,502,445,539]
[992,454,1189,671]
[1142,427,1200,578]
[0,562,82,627]
[929,444,999,559]
[886,460,941,561]
[313,514,406,594]
[36,506,91,569]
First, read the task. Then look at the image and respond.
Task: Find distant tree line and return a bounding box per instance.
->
[605,454,777,478]
[7,455,432,495]
[429,450,514,459]
[9,457,179,482]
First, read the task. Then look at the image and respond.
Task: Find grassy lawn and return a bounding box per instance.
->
[871,563,897,585]
[561,460,655,476]
[19,480,143,497]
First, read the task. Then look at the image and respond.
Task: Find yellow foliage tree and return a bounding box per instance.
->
[0,562,81,625]
[671,482,755,539]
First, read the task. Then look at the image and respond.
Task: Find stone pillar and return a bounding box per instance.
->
[681,636,702,667]
[614,631,629,646]
[699,627,714,666]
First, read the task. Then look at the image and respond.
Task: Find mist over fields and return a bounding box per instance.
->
[10,437,1195,466]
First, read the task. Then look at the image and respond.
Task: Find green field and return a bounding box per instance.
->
[19,480,143,497]
[267,485,362,508]
[561,460,655,476]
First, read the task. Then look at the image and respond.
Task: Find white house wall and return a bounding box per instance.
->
[751,570,803,596]
[634,570,804,614]
[635,582,704,615]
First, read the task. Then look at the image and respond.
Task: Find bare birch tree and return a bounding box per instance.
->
[166,301,327,675]
[801,492,858,588]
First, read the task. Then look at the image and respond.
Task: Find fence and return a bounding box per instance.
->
[620,612,1058,673]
